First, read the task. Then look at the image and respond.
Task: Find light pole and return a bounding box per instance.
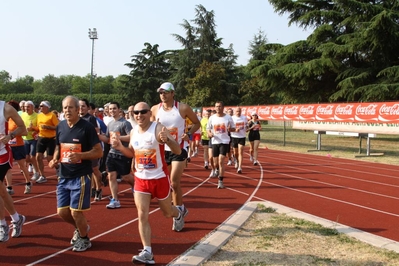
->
[88,28,98,103]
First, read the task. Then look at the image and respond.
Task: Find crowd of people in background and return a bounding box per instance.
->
[0,82,263,264]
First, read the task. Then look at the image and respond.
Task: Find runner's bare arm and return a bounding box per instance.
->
[156,123,181,155]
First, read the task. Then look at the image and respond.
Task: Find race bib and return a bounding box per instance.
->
[135,149,157,170]
[167,127,178,141]
[60,143,82,163]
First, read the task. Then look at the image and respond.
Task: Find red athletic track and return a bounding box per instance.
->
[2,148,399,265]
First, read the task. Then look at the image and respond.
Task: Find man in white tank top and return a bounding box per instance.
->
[150,82,200,218]
[111,102,185,264]
[0,101,27,242]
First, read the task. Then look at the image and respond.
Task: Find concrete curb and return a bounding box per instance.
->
[169,200,399,265]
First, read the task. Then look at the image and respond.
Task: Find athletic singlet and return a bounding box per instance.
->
[131,122,168,180]
[156,101,187,151]
[0,101,12,165]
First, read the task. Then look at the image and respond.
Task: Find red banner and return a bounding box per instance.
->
[203,102,399,123]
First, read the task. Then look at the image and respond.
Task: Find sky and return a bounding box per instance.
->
[1,1,311,81]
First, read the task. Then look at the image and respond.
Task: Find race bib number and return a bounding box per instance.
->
[60,143,82,163]
[135,149,157,170]
[167,127,178,141]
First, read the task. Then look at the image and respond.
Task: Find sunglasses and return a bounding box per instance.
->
[159,91,171,95]
[133,109,149,115]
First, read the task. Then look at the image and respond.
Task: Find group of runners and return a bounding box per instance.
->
[0,81,262,264]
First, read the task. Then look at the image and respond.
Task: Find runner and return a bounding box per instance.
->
[151,82,200,217]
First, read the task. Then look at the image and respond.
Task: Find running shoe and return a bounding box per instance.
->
[36,176,47,183]
[11,214,26,238]
[217,180,225,189]
[28,164,33,173]
[227,160,232,166]
[95,189,102,201]
[106,198,121,209]
[178,205,189,218]
[172,212,185,232]
[7,187,14,195]
[71,225,90,245]
[250,156,253,162]
[208,170,215,178]
[237,168,242,174]
[204,162,209,169]
[0,225,9,242]
[24,184,32,194]
[31,172,40,181]
[253,161,258,166]
[215,169,219,177]
[72,236,92,252]
[132,249,155,264]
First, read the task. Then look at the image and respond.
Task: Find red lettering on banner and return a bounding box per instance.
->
[334,104,354,121]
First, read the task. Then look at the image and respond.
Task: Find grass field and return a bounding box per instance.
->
[258,123,399,165]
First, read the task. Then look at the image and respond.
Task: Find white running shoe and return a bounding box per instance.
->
[250,156,253,162]
[36,176,47,183]
[209,170,215,178]
[227,160,232,166]
[217,180,225,189]
[31,172,40,181]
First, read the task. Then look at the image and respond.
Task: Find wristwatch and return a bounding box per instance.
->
[186,132,191,139]
[9,132,15,139]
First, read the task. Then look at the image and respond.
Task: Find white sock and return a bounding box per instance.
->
[144,246,152,254]
[10,212,19,222]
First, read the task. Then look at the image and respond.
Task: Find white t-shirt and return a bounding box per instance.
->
[230,115,248,139]
[207,114,235,145]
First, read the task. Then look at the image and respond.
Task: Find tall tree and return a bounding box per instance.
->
[267,0,399,102]
[124,43,171,106]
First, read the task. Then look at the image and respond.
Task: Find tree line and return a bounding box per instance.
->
[1,1,398,111]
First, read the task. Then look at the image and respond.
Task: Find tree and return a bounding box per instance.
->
[267,0,399,102]
[124,43,171,106]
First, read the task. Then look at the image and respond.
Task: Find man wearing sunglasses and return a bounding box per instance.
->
[150,82,200,220]
[111,102,184,264]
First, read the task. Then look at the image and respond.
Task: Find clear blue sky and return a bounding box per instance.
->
[1,0,310,80]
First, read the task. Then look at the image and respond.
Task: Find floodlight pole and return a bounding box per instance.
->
[88,28,98,103]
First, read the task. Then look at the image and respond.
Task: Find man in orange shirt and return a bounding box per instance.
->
[36,101,59,183]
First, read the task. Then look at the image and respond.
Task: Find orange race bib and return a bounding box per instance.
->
[135,149,157,170]
[167,127,178,141]
[60,143,82,163]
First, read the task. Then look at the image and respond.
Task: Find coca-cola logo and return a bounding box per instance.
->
[316,105,334,115]
[379,104,399,115]
[335,104,354,115]
[356,104,377,115]
[258,106,270,115]
[271,106,283,115]
[284,106,299,115]
[299,106,314,115]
